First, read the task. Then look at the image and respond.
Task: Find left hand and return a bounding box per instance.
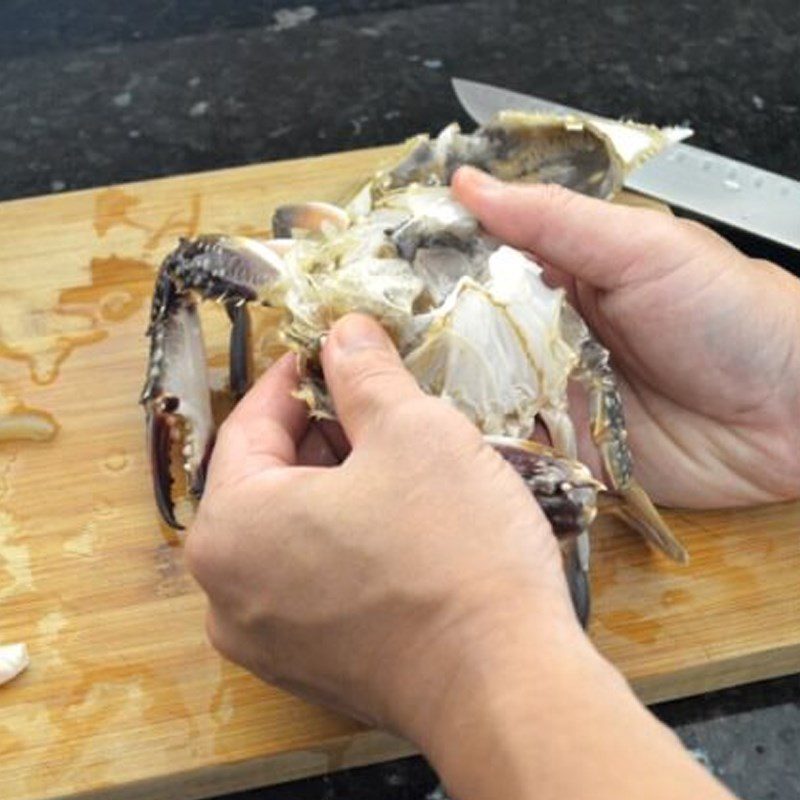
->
[453,167,800,508]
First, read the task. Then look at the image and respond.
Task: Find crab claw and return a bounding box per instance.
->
[486,436,603,539]
[142,295,214,529]
[272,202,350,238]
[141,235,290,528]
[487,436,601,627]
[146,404,182,529]
[564,539,591,628]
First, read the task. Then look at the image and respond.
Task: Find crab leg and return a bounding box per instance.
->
[143,295,213,528]
[487,436,602,539]
[488,436,601,627]
[272,202,349,238]
[141,235,286,528]
[560,305,689,563]
[537,409,593,625]
[225,299,251,399]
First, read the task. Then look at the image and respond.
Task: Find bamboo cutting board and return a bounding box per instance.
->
[0,144,798,800]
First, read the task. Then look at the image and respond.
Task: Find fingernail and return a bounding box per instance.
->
[333,314,391,354]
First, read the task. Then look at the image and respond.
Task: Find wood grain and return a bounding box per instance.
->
[0,144,797,800]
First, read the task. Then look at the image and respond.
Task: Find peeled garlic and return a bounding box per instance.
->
[0,643,29,686]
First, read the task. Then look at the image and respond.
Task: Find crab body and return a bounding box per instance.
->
[142,111,689,624]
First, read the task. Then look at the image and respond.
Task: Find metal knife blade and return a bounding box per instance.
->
[453,77,800,250]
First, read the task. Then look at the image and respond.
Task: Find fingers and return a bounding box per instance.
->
[321,314,423,444]
[209,353,309,482]
[452,166,703,289]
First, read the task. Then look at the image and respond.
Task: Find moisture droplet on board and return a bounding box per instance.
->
[92,500,117,519]
[99,290,136,322]
[103,450,130,473]
[63,523,97,557]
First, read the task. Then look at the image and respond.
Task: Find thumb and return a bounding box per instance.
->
[321,314,423,444]
[452,165,705,289]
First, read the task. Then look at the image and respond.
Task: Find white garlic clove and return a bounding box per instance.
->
[0,643,29,686]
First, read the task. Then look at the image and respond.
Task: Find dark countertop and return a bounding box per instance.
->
[1,2,798,798]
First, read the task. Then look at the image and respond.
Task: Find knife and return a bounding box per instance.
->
[453,77,800,250]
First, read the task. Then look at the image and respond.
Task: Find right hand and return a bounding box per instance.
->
[186,315,580,743]
[454,167,800,508]
[186,319,735,800]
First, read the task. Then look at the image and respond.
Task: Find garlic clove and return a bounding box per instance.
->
[0,643,29,686]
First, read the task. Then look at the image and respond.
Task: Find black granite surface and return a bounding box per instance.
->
[1,2,799,798]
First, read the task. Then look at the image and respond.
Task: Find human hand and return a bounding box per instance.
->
[186,317,736,800]
[185,313,585,744]
[454,167,800,508]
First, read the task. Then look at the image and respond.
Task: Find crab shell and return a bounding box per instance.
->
[141,110,690,624]
[365,110,690,202]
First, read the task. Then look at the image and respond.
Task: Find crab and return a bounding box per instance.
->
[141,111,689,624]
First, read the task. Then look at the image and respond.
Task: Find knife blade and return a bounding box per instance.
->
[452,77,800,250]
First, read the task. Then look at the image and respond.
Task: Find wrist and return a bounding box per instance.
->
[421,618,626,796]
[382,575,617,756]
[389,585,732,800]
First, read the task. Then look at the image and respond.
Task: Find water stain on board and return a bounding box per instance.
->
[94,188,201,253]
[0,298,104,385]
[0,510,32,601]
[598,609,664,645]
[660,588,692,607]
[60,256,153,324]
[94,188,148,238]
[0,255,152,391]
[18,657,198,796]
[0,455,33,600]
[154,541,192,598]
[63,522,98,558]
[0,193,197,386]
[0,257,153,387]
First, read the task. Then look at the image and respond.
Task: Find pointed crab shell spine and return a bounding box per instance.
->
[585,116,682,174]
[0,642,29,686]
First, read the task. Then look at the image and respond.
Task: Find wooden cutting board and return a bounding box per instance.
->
[0,144,798,800]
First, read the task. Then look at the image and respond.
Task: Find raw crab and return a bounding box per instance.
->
[141,111,689,623]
